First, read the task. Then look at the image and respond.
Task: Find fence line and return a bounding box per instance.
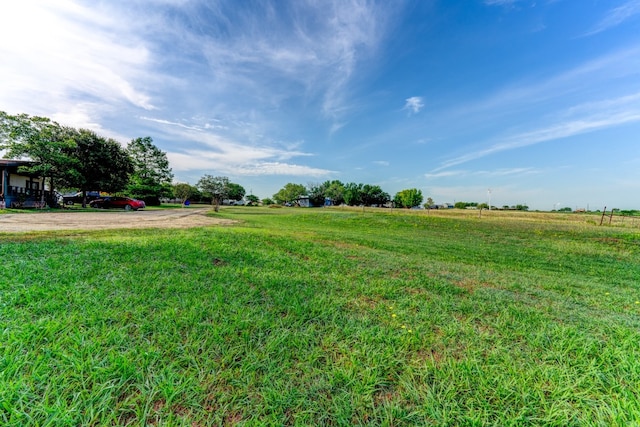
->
[600,207,639,228]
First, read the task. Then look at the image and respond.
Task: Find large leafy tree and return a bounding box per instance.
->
[245,194,259,205]
[0,112,80,205]
[227,183,246,202]
[394,188,423,208]
[273,183,306,205]
[127,137,173,206]
[425,197,435,208]
[324,180,345,205]
[64,129,133,206]
[197,174,229,212]
[343,182,363,206]
[173,183,195,207]
[307,182,327,207]
[361,184,390,206]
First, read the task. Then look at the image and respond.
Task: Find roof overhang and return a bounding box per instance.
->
[0,159,34,167]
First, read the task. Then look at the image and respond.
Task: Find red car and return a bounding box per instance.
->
[89,196,146,211]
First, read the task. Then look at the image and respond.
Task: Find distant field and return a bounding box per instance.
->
[1,207,639,425]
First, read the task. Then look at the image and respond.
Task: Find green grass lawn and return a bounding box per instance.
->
[1,207,639,426]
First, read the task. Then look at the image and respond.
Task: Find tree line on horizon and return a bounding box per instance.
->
[4,111,529,211]
[1,111,430,210]
[267,181,425,209]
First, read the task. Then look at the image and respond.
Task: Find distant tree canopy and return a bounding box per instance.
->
[454,201,478,209]
[324,180,345,205]
[273,183,307,205]
[227,183,246,201]
[173,183,195,206]
[343,182,362,206]
[394,188,423,208]
[126,137,173,206]
[274,180,393,207]
[307,182,327,207]
[245,194,260,205]
[361,184,390,206]
[197,174,229,211]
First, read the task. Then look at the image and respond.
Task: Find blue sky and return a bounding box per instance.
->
[1,0,639,210]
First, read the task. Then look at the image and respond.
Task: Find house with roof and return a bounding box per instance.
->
[0,159,51,208]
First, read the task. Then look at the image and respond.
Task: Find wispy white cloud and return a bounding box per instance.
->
[434,93,640,171]
[1,0,388,176]
[373,160,389,166]
[144,116,333,178]
[140,117,203,131]
[0,1,155,119]
[177,1,398,125]
[484,0,519,6]
[404,96,424,114]
[585,0,640,36]
[425,170,466,178]
[449,45,640,121]
[476,167,539,176]
[426,168,538,179]
[168,151,333,177]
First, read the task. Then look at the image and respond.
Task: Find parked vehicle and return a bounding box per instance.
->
[62,191,101,205]
[89,196,146,211]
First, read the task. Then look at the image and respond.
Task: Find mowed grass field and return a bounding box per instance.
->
[1,207,639,426]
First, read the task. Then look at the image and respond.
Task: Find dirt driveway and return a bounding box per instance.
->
[0,207,235,233]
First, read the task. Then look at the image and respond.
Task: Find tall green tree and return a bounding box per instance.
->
[245,194,260,205]
[197,174,229,212]
[307,182,327,207]
[394,188,423,208]
[0,112,80,205]
[306,180,347,206]
[273,183,306,205]
[343,182,363,206]
[173,183,195,207]
[361,184,390,206]
[127,137,173,206]
[64,129,133,206]
[227,183,246,202]
[324,180,345,205]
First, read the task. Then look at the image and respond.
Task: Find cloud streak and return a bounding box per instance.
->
[0,1,155,119]
[141,116,334,178]
[433,93,640,171]
[404,96,424,114]
[426,168,538,179]
[585,0,640,36]
[171,1,397,123]
[1,0,390,178]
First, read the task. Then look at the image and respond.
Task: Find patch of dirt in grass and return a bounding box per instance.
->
[373,389,397,405]
[346,295,381,311]
[0,208,235,233]
[152,399,166,412]
[453,278,494,294]
[224,412,243,425]
[414,348,445,365]
[405,286,431,296]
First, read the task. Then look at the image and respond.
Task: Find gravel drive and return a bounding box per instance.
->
[0,207,235,233]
